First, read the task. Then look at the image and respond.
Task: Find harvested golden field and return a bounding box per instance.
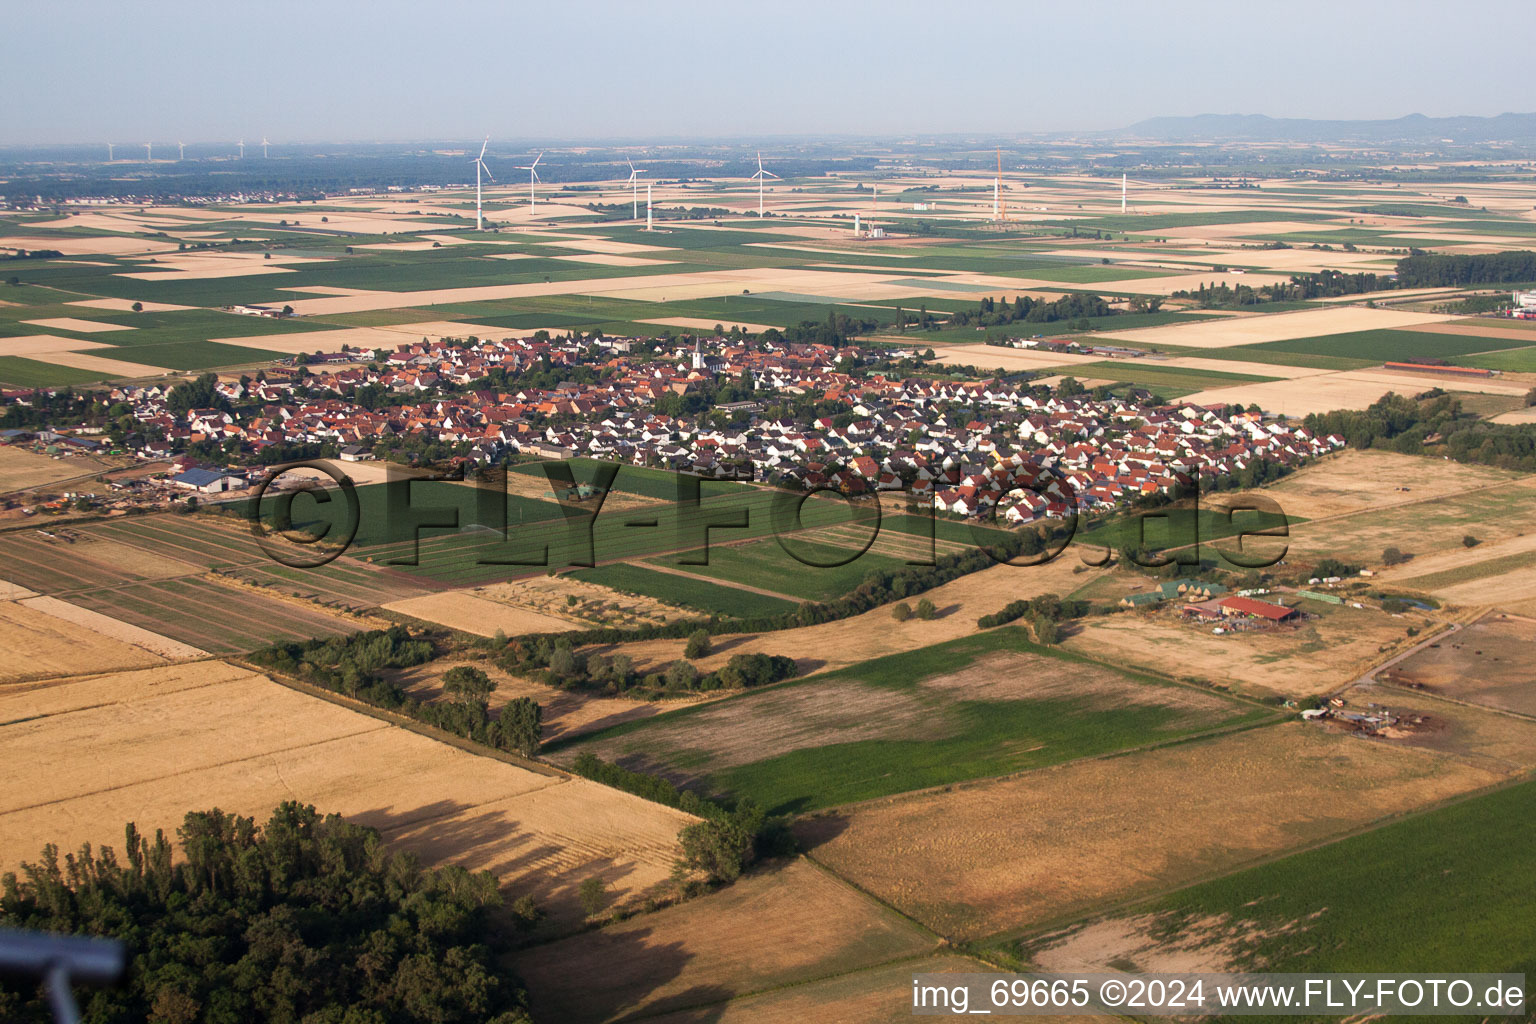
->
[478,573,686,628]
[1249,449,1521,520]
[0,662,691,927]
[0,445,111,493]
[1062,601,1429,699]
[516,857,936,1024]
[1284,476,1536,567]
[1381,532,1536,606]
[1097,306,1450,349]
[586,554,1087,677]
[0,600,169,681]
[1181,368,1527,417]
[799,723,1500,941]
[382,591,583,636]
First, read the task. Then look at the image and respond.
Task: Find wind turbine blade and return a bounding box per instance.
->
[532,152,543,169]
[481,162,495,182]
[478,137,489,160]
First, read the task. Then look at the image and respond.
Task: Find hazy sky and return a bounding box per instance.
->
[2,0,1531,145]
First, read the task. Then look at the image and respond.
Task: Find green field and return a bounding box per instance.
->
[0,356,111,387]
[263,478,879,588]
[649,535,910,602]
[560,628,1272,814]
[1248,327,1532,363]
[567,561,800,618]
[1065,360,1278,398]
[1015,779,1536,979]
[1456,345,1536,372]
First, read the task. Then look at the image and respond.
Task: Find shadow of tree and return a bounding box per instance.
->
[517,924,732,1024]
[790,810,851,853]
[353,797,662,934]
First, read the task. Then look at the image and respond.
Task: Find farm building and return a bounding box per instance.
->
[1217,595,1298,622]
[1295,589,1343,605]
[169,468,248,493]
[1119,591,1163,608]
[1159,578,1227,601]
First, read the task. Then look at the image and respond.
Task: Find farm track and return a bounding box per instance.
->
[620,560,804,603]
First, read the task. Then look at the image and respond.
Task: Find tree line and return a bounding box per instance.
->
[1396,250,1536,287]
[1304,390,1536,472]
[247,627,542,757]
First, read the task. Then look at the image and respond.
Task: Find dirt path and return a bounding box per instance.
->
[623,560,804,603]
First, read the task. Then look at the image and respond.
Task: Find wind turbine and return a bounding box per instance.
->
[237,139,244,159]
[178,141,185,161]
[625,157,647,220]
[749,152,778,218]
[1121,172,1128,215]
[261,137,269,158]
[472,138,494,230]
[144,142,152,162]
[646,181,653,231]
[106,142,114,161]
[518,152,543,213]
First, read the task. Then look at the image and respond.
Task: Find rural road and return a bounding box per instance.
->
[1333,619,1464,697]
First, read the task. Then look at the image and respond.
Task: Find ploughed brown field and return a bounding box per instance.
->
[0,661,692,928]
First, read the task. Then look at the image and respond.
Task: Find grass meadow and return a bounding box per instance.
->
[561,628,1272,814]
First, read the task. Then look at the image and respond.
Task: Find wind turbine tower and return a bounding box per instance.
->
[261,137,269,158]
[1121,173,1127,215]
[178,141,185,161]
[646,181,653,231]
[144,142,152,162]
[518,153,543,213]
[749,152,779,218]
[625,158,647,220]
[106,142,114,161]
[995,148,1006,221]
[237,139,244,159]
[472,138,494,230]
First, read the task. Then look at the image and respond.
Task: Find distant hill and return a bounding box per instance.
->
[1110,112,1536,144]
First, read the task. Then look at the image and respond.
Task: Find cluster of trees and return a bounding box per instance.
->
[248,629,542,756]
[496,633,795,695]
[951,292,1117,331]
[890,597,936,621]
[763,309,880,348]
[1265,269,1397,301]
[0,803,533,1023]
[568,754,792,884]
[1304,390,1536,471]
[975,592,1088,642]
[166,372,232,415]
[0,387,104,431]
[1396,250,1536,287]
[1173,268,1399,309]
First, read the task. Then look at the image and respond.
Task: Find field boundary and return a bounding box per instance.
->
[975,768,1536,952]
[227,657,567,779]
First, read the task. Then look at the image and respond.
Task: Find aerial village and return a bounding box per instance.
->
[2,331,1345,528]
